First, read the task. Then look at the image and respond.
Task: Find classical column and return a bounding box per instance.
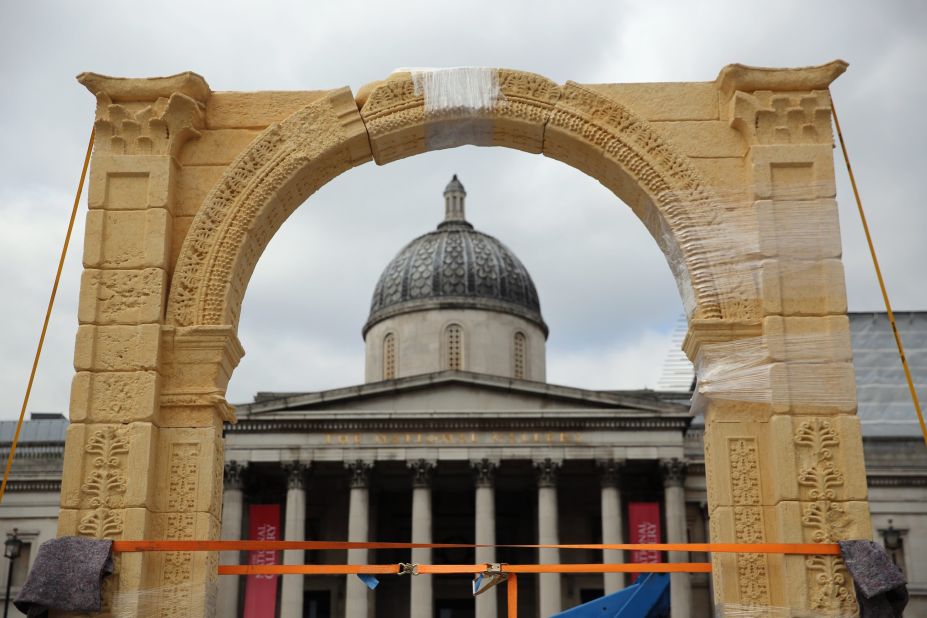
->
[281,462,309,618]
[662,458,691,618]
[599,459,625,594]
[217,462,245,617]
[409,459,435,618]
[473,459,498,618]
[536,459,562,616]
[345,461,372,618]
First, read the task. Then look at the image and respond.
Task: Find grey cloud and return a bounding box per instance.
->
[1,0,925,416]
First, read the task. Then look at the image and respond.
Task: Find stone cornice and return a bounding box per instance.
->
[78,71,210,103]
[715,60,848,98]
[3,479,61,492]
[240,370,690,416]
[226,415,691,434]
[866,474,927,487]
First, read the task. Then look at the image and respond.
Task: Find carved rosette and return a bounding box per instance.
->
[346,461,372,489]
[283,462,310,490]
[794,419,857,613]
[408,459,435,488]
[535,459,560,488]
[660,458,688,488]
[598,459,624,488]
[472,459,497,488]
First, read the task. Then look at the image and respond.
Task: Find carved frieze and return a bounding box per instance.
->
[726,438,770,606]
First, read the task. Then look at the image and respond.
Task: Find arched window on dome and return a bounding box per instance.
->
[513,331,527,379]
[383,332,397,380]
[444,324,463,370]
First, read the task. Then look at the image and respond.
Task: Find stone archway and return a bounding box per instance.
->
[63,62,868,616]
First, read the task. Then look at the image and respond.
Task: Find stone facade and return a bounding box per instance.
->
[43,61,877,615]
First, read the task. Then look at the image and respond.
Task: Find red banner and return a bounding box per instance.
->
[243,504,281,618]
[628,502,662,580]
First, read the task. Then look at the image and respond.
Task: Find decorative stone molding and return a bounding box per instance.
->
[408,459,435,488]
[79,72,208,159]
[535,458,560,488]
[714,61,848,99]
[660,458,688,488]
[283,462,309,490]
[346,460,372,489]
[472,459,497,488]
[729,90,834,146]
[597,459,624,488]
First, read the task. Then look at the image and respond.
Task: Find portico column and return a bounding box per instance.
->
[217,462,245,617]
[473,459,498,618]
[599,459,625,593]
[662,458,691,618]
[409,459,435,618]
[281,462,309,618]
[536,459,562,616]
[346,461,373,618]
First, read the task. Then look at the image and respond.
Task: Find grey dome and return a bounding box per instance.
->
[364,176,546,336]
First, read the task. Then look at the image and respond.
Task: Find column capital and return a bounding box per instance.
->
[224,461,246,490]
[535,458,561,488]
[408,459,435,488]
[283,462,310,490]
[472,459,498,488]
[346,460,373,489]
[597,459,625,488]
[660,458,688,487]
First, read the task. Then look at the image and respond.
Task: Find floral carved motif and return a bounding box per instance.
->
[78,427,129,539]
[727,438,770,606]
[794,419,857,613]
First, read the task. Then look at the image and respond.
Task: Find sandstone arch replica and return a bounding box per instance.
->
[63,62,869,615]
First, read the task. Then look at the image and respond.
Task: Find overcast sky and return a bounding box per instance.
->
[0,1,925,418]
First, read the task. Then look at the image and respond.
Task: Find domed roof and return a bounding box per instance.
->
[364,176,546,336]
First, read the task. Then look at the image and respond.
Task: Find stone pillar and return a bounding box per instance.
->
[345,461,372,618]
[662,459,690,618]
[599,459,625,594]
[409,460,435,618]
[535,459,561,616]
[281,462,309,618]
[473,459,498,618]
[217,462,245,617]
[59,72,231,616]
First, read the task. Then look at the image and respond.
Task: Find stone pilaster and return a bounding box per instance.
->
[409,460,434,618]
[281,462,309,618]
[345,461,372,618]
[473,459,498,618]
[599,459,625,593]
[217,462,245,617]
[535,458,561,616]
[662,459,691,618]
[61,72,219,617]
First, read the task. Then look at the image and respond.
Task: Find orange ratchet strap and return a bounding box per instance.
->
[219,562,713,576]
[112,540,840,555]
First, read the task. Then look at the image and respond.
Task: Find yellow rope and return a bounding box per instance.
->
[0,129,94,505]
[831,99,927,449]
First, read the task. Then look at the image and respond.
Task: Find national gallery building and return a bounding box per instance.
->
[1,177,925,618]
